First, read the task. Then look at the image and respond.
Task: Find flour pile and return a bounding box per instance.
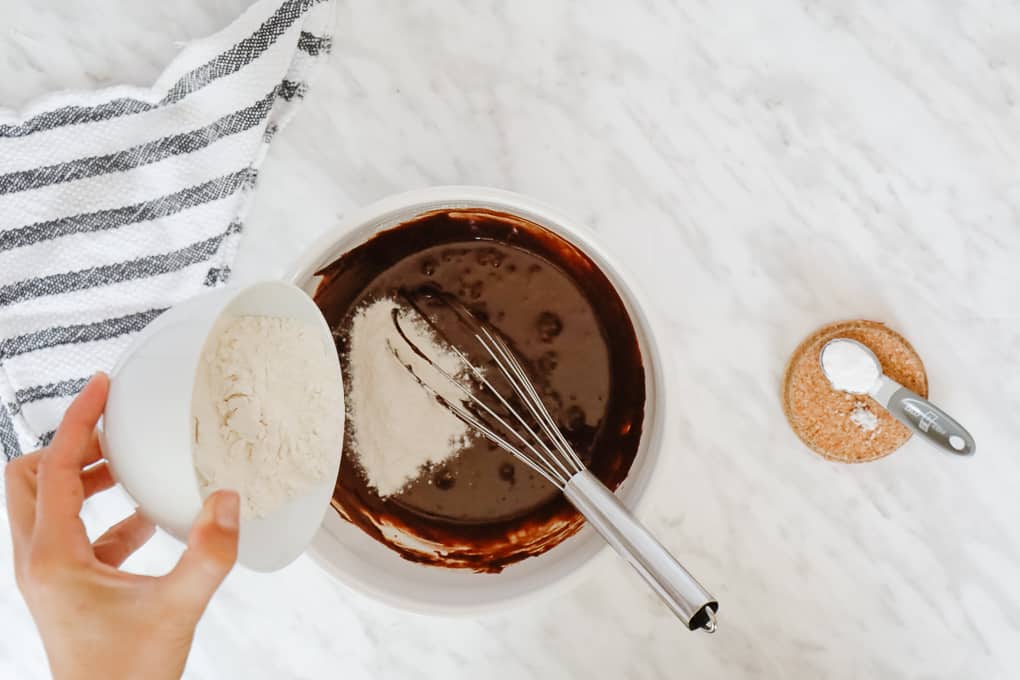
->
[191,315,343,519]
[850,404,879,432]
[347,298,471,497]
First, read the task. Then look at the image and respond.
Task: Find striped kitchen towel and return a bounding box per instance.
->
[0,0,334,461]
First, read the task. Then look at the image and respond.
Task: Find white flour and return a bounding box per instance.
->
[821,339,881,394]
[191,315,343,519]
[347,298,470,497]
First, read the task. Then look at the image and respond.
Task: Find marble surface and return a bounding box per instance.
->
[3,1,1020,678]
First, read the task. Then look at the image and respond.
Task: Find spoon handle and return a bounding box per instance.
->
[872,376,975,455]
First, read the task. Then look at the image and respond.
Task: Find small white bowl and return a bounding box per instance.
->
[99,281,344,572]
[287,186,668,614]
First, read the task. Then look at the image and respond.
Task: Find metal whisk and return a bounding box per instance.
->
[388,289,718,633]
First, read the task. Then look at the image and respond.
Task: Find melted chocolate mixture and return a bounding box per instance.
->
[313,209,644,572]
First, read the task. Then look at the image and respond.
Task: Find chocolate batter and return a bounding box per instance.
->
[313,209,645,572]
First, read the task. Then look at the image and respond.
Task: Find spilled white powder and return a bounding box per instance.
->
[850,403,879,432]
[192,315,343,519]
[348,298,470,497]
[821,339,881,394]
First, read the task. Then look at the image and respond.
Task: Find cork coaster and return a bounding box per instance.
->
[782,320,928,463]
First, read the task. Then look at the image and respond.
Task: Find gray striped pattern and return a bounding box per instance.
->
[14,377,90,411]
[0,91,275,196]
[277,80,308,101]
[0,0,332,461]
[0,99,155,141]
[36,431,56,449]
[0,404,21,461]
[0,233,231,308]
[0,168,256,252]
[163,0,318,104]
[0,308,168,361]
[204,266,233,287]
[0,0,322,140]
[298,31,333,56]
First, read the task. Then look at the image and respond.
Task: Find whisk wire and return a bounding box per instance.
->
[431,292,582,479]
[463,334,573,483]
[396,296,542,434]
[476,325,582,479]
[384,329,570,487]
[482,326,583,472]
[393,291,583,486]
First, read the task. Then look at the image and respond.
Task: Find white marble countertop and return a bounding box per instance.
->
[3,1,1020,678]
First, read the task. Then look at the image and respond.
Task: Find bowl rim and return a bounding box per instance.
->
[285,185,670,613]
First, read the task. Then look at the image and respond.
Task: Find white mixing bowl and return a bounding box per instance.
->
[287,186,668,614]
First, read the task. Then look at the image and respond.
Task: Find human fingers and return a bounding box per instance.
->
[81,461,115,499]
[34,374,109,551]
[162,491,239,619]
[45,373,108,459]
[92,511,156,568]
[81,429,104,468]
[4,451,41,562]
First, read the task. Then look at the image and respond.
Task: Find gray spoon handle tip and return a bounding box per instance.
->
[873,377,975,456]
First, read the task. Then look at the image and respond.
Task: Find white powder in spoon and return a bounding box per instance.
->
[191,315,343,519]
[347,297,471,497]
[820,339,881,394]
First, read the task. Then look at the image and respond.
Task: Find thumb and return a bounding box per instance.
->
[164,490,240,617]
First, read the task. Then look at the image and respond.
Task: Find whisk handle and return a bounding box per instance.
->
[563,470,718,632]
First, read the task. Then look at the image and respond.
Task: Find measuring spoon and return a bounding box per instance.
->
[820,338,975,456]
